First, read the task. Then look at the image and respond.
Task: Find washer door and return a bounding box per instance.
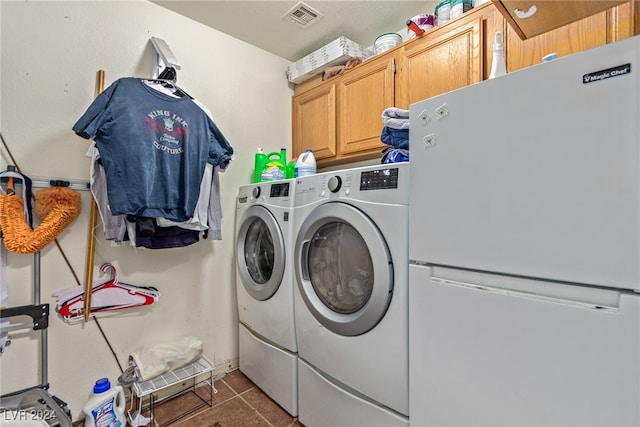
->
[295,202,393,336]
[237,205,285,301]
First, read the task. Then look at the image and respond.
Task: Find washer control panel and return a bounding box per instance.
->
[269,182,290,198]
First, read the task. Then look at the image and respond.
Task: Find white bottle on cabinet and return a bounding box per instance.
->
[489,31,507,79]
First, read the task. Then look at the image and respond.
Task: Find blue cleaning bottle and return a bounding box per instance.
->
[82,378,126,427]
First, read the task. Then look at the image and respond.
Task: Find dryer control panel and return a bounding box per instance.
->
[294,163,408,206]
[360,167,399,191]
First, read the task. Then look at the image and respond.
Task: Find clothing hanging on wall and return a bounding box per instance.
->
[72,77,234,246]
[86,142,223,247]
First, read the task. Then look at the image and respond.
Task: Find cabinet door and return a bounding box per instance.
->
[493,0,627,39]
[506,2,634,72]
[336,55,395,157]
[397,18,483,108]
[292,83,337,161]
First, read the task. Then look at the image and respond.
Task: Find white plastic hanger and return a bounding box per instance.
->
[52,263,160,322]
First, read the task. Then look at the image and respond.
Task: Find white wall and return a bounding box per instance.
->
[0,0,292,420]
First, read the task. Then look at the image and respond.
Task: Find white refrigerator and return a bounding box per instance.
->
[408,35,640,426]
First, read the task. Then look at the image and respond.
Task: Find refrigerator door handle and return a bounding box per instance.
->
[430,275,620,311]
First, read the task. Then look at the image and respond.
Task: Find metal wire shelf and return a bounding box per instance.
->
[130,356,215,426]
[132,356,214,398]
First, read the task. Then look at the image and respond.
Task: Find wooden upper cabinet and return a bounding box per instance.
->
[292,53,396,168]
[292,82,337,161]
[291,0,639,168]
[336,54,395,159]
[492,0,627,39]
[396,17,483,109]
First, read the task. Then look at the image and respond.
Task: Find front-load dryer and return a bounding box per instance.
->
[235,179,297,416]
[293,163,409,426]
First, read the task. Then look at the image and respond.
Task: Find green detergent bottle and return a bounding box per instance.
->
[258,148,287,182]
[253,148,267,183]
[286,159,297,179]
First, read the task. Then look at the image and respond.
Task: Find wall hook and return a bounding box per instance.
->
[150,37,182,78]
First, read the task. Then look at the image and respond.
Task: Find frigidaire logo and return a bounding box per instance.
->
[583,63,631,84]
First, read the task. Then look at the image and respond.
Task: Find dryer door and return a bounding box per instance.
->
[237,205,285,301]
[295,202,393,336]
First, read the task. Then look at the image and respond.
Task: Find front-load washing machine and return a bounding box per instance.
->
[293,163,409,426]
[235,179,297,416]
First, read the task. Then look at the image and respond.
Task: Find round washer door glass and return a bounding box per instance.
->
[237,205,285,301]
[296,202,393,336]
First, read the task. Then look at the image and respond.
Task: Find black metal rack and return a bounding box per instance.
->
[0,180,73,426]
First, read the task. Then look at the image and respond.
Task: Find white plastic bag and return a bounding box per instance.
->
[118,336,203,385]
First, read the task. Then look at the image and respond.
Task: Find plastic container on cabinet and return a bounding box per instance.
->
[488,31,507,79]
[374,33,402,55]
[450,0,473,20]
[435,0,451,25]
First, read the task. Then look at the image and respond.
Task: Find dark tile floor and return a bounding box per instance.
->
[150,369,303,427]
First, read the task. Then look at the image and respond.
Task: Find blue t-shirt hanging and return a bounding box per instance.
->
[72,77,233,222]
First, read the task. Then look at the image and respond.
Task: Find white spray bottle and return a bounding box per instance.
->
[489,31,507,79]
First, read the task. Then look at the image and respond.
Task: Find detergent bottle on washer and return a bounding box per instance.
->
[257,148,287,182]
[253,148,267,183]
[286,158,298,179]
[295,149,316,177]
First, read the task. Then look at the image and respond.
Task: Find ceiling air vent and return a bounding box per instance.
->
[283,2,323,28]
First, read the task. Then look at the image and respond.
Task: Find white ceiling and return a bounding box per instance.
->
[151,0,440,62]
